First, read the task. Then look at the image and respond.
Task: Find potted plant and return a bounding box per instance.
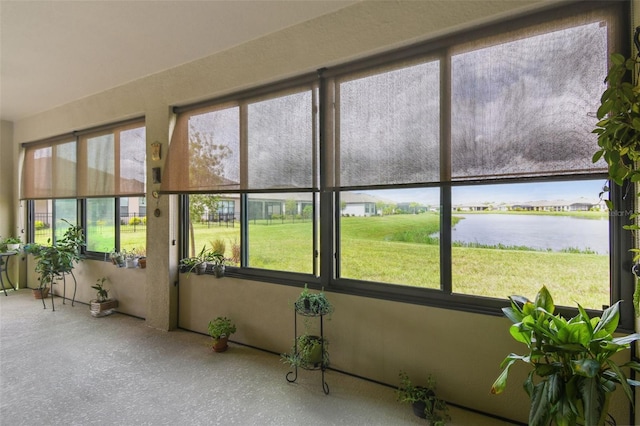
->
[209,252,225,278]
[124,250,138,268]
[281,334,329,370]
[137,248,147,269]
[110,249,125,267]
[208,316,236,352]
[25,220,84,306]
[294,284,334,317]
[90,277,118,317]
[1,237,21,252]
[490,286,640,426]
[592,50,640,313]
[397,371,449,426]
[180,245,216,276]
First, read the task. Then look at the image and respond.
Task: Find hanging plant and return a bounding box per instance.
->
[592,31,640,314]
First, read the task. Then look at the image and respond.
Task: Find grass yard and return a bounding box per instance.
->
[39,212,608,309]
[194,213,609,309]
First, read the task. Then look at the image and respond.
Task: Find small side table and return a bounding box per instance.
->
[0,251,18,296]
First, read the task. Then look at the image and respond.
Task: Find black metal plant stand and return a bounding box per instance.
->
[41,269,77,311]
[285,306,330,395]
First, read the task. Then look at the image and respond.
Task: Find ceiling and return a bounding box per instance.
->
[0,0,357,122]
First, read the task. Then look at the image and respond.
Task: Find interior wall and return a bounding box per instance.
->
[7,0,638,424]
[0,120,14,238]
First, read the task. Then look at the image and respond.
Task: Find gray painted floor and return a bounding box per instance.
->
[1,289,516,425]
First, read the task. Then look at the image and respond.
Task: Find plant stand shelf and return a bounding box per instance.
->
[285,307,330,395]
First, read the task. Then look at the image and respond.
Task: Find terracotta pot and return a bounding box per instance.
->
[32,287,49,299]
[138,258,146,269]
[212,336,229,352]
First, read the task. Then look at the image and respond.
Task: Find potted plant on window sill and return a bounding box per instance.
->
[90,277,118,317]
[209,252,226,278]
[180,245,217,276]
[491,286,640,426]
[208,316,236,352]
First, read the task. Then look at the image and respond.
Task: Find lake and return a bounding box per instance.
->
[451,214,609,254]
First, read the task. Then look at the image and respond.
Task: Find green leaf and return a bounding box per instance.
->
[571,359,600,378]
[579,376,604,426]
[592,149,604,163]
[509,323,531,345]
[605,360,633,406]
[611,52,625,65]
[593,301,620,336]
[491,358,517,395]
[535,286,554,313]
[597,99,613,118]
[529,381,552,426]
[502,306,523,324]
[611,333,640,346]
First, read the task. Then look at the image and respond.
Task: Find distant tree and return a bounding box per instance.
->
[285,199,297,222]
[189,194,220,256]
[187,128,231,256]
[302,205,313,220]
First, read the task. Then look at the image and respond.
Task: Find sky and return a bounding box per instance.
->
[359,179,607,206]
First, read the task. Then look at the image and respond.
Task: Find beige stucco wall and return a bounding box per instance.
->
[5,1,638,423]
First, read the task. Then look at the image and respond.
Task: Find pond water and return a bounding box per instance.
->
[451,214,609,254]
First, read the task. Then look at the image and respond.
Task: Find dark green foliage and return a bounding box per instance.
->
[592,53,640,189]
[25,219,85,289]
[91,277,110,302]
[207,316,236,340]
[293,284,334,316]
[396,371,449,426]
[491,286,640,426]
[281,334,329,369]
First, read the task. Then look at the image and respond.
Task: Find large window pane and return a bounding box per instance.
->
[451,180,608,309]
[85,134,115,195]
[86,198,115,253]
[451,22,608,180]
[247,90,316,190]
[247,193,315,274]
[33,200,52,245]
[32,199,77,245]
[187,107,240,191]
[339,188,440,288]
[120,126,146,194]
[338,60,440,187]
[53,199,77,242]
[119,196,146,252]
[188,194,240,265]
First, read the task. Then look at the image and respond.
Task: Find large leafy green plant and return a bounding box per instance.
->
[25,220,85,289]
[491,286,640,426]
[592,51,640,314]
[593,52,640,188]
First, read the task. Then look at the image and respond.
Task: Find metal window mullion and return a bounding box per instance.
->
[240,104,249,268]
[440,51,452,295]
[319,72,335,286]
[114,198,121,251]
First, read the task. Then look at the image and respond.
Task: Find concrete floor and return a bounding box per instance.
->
[0,289,519,425]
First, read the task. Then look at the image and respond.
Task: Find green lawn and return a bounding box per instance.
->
[37,213,608,309]
[192,213,609,310]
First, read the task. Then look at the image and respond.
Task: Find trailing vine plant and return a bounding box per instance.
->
[592,28,640,314]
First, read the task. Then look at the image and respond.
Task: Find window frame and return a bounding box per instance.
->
[24,118,147,260]
[173,1,632,328]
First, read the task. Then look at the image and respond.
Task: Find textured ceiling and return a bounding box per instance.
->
[0,0,356,122]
